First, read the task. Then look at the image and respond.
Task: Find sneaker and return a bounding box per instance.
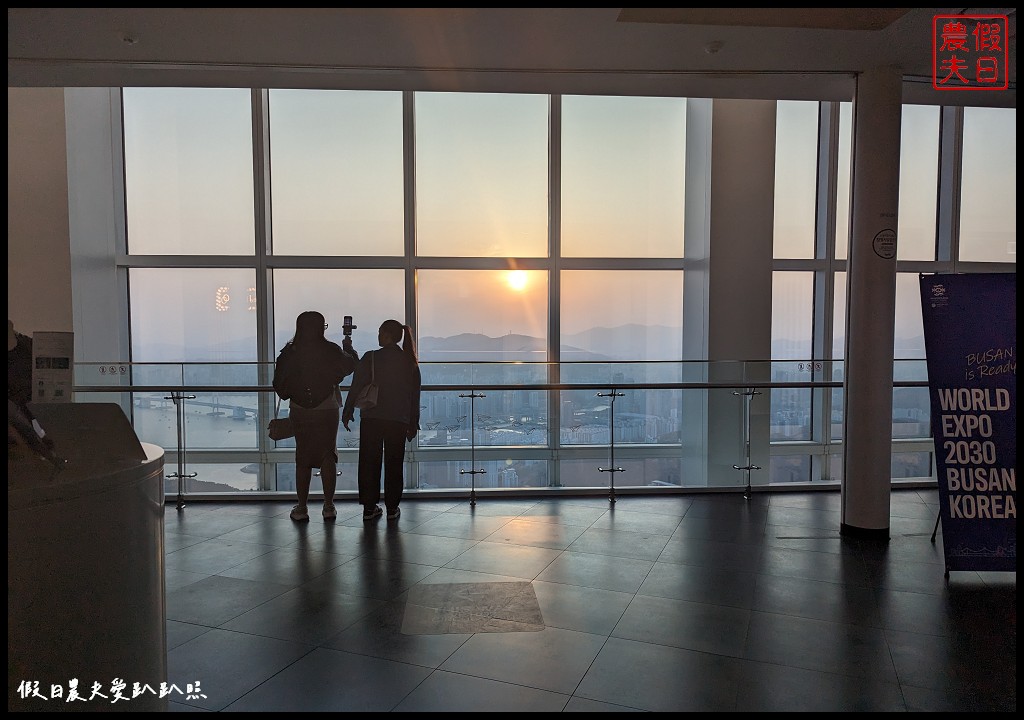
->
[290,505,309,522]
[362,505,383,521]
[386,507,401,520]
[322,504,337,521]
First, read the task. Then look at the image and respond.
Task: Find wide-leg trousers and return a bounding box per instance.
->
[357,417,408,510]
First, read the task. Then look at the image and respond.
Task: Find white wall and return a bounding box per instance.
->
[7,87,73,337]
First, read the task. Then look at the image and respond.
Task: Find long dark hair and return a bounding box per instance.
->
[290,310,327,346]
[380,319,417,363]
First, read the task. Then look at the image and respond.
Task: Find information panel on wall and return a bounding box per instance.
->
[919,273,1016,573]
[31,331,75,403]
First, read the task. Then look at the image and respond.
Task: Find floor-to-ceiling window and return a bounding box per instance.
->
[104,87,1016,495]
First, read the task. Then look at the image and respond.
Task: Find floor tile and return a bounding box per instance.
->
[302,557,439,601]
[638,560,757,609]
[734,660,907,711]
[587,507,684,535]
[322,595,472,667]
[752,573,883,626]
[221,647,431,712]
[165,574,292,627]
[531,579,632,635]
[567,526,670,562]
[534,549,653,593]
[402,580,543,633]
[216,546,352,586]
[575,636,744,712]
[164,538,278,576]
[482,517,587,550]
[657,535,766,572]
[147,492,1016,712]
[613,593,751,656]
[439,625,607,694]
[404,513,516,540]
[393,669,569,712]
[442,540,561,579]
[166,628,313,711]
[220,585,384,644]
[743,610,898,681]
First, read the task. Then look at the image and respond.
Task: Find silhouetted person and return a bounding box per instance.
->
[342,319,421,521]
[273,311,358,521]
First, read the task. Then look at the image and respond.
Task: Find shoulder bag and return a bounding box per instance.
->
[267,397,296,441]
[354,351,379,410]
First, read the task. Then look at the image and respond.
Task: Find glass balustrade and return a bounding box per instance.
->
[70,359,934,501]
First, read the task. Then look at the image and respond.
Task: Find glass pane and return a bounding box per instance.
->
[415,92,548,257]
[561,271,683,361]
[897,105,940,260]
[833,271,847,359]
[272,269,405,359]
[960,107,1017,262]
[164,463,261,495]
[894,272,925,360]
[830,386,845,441]
[123,88,255,255]
[416,460,549,490]
[557,457,686,489]
[133,392,179,449]
[770,360,815,446]
[134,391,259,451]
[561,95,686,257]
[771,272,814,442]
[417,269,548,361]
[771,271,813,360]
[773,101,819,259]
[560,388,682,446]
[418,389,548,448]
[892,451,932,479]
[184,392,259,450]
[268,89,404,256]
[129,268,258,362]
[892,386,930,439]
[835,102,853,260]
[769,455,812,484]
[828,453,843,483]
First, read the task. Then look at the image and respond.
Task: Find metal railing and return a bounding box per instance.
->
[70,359,935,505]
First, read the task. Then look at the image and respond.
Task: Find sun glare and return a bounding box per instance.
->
[505,270,529,292]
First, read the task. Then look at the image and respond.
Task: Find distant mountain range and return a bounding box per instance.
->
[134,325,928,363]
[419,324,683,361]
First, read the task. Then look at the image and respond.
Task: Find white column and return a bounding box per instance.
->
[841,67,902,538]
[65,87,131,363]
[704,98,776,487]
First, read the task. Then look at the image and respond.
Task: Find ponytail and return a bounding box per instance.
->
[401,324,418,363]
[380,319,417,363]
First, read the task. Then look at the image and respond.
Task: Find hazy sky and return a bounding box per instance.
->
[120,88,1015,362]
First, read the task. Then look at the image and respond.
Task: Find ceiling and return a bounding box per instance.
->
[7,8,1016,105]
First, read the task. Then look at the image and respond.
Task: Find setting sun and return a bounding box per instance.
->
[505,270,529,292]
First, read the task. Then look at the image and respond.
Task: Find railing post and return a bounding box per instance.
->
[165,392,197,511]
[458,391,486,507]
[597,389,625,504]
[732,388,762,499]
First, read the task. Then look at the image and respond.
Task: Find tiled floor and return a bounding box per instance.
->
[163,489,1016,712]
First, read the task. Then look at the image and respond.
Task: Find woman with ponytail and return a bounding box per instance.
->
[342,319,421,521]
